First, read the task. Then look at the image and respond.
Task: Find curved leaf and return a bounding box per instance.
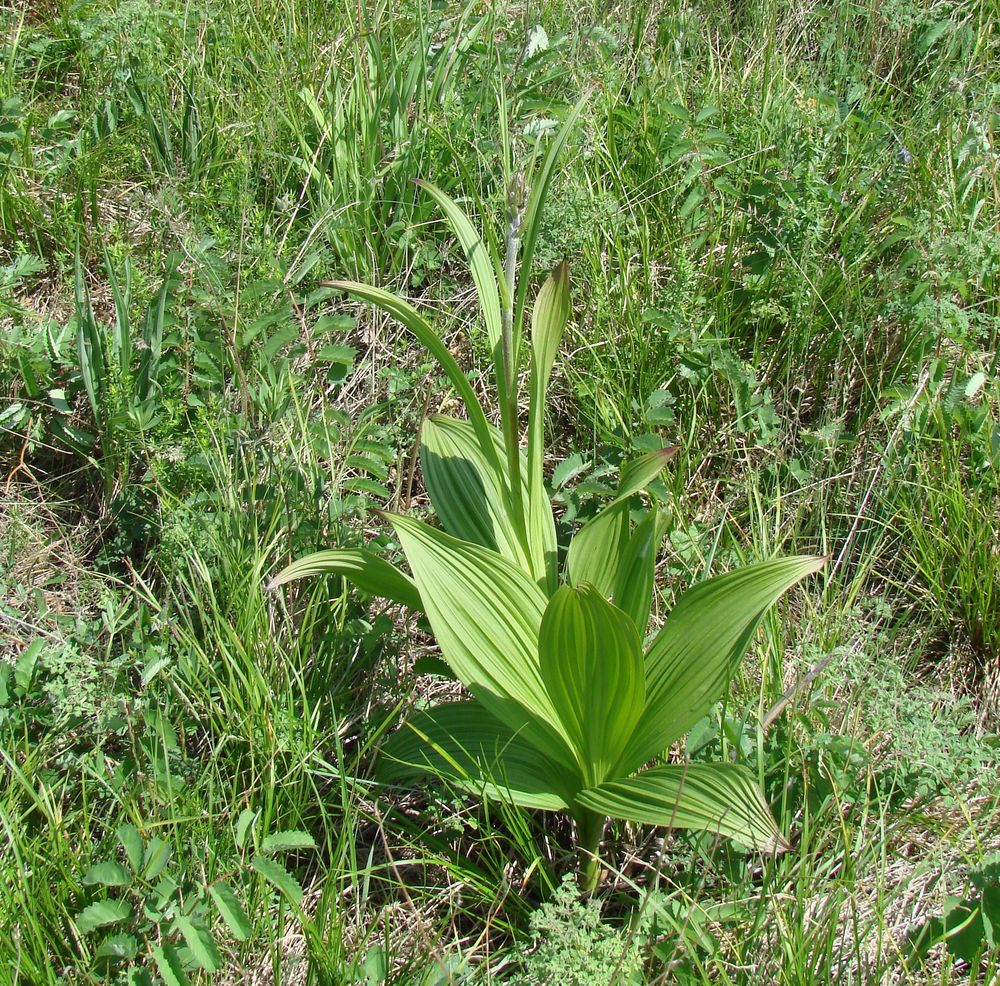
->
[612,509,661,634]
[617,446,678,502]
[388,514,575,768]
[622,556,827,772]
[379,700,576,810]
[267,549,421,611]
[325,280,504,481]
[566,501,629,596]
[539,585,644,785]
[577,763,788,852]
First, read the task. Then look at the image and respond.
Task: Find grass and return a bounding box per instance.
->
[1,0,999,982]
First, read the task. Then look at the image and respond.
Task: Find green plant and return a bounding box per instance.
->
[272,109,826,890]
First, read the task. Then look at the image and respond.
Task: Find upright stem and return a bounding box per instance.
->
[577,811,605,893]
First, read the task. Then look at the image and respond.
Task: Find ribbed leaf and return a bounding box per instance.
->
[326,280,503,481]
[612,509,661,634]
[388,514,575,768]
[267,549,421,611]
[566,501,629,597]
[420,415,523,561]
[261,830,317,854]
[617,446,678,501]
[577,763,788,851]
[622,556,827,772]
[539,585,644,786]
[379,700,576,810]
[415,180,503,354]
[527,261,569,594]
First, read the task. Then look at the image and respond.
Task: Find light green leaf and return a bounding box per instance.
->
[622,556,827,772]
[326,280,503,481]
[617,446,678,502]
[252,854,303,906]
[82,861,132,888]
[539,585,644,786]
[379,700,576,810]
[151,943,189,986]
[415,180,503,354]
[388,514,575,768]
[267,548,421,611]
[566,501,629,597]
[577,763,788,851]
[173,915,221,972]
[261,830,317,854]
[612,509,661,634]
[142,837,171,881]
[208,881,252,941]
[526,261,569,594]
[420,415,522,560]
[117,823,144,873]
[75,899,132,935]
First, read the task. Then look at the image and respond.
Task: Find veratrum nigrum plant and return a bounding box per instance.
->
[272,103,825,889]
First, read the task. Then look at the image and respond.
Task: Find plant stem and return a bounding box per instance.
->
[577,811,605,893]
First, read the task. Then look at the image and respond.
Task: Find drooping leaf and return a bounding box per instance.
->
[208,881,252,941]
[261,830,317,854]
[173,915,221,973]
[538,585,644,786]
[388,514,575,768]
[612,509,661,634]
[251,854,303,906]
[415,180,503,355]
[82,861,132,888]
[325,280,503,480]
[621,556,827,772]
[379,700,576,810]
[577,762,788,851]
[267,548,421,611]
[75,899,132,935]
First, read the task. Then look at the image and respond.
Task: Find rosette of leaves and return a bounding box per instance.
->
[272,103,825,888]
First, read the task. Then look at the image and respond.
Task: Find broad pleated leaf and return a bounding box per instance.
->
[267,548,421,611]
[326,280,503,481]
[420,415,528,569]
[621,556,827,772]
[388,514,575,768]
[612,509,661,634]
[379,700,576,810]
[566,501,629,596]
[539,585,644,786]
[577,763,788,852]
